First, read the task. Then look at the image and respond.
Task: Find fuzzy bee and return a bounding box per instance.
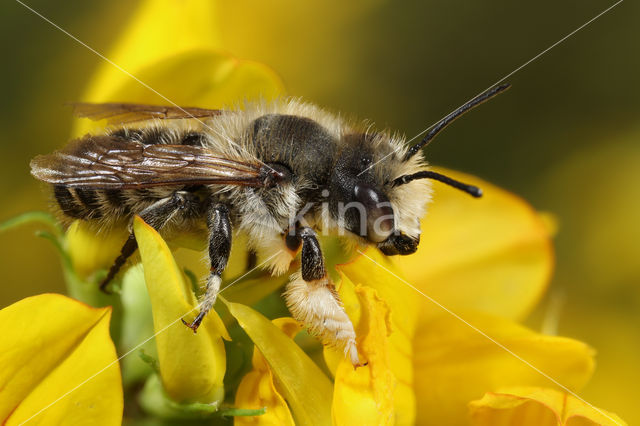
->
[30,84,509,366]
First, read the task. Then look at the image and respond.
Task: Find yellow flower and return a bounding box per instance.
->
[133,217,230,403]
[77,169,624,424]
[73,0,283,137]
[66,220,129,281]
[224,170,625,425]
[327,252,419,425]
[221,250,416,425]
[234,317,300,426]
[396,170,601,425]
[469,386,627,426]
[5,1,627,424]
[412,312,594,425]
[394,168,554,322]
[224,300,334,426]
[329,283,396,425]
[0,294,122,425]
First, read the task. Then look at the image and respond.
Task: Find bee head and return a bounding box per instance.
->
[328,132,483,255]
[328,134,397,244]
[318,83,506,255]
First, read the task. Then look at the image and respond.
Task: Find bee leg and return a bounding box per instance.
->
[283,227,360,366]
[182,203,231,332]
[100,234,137,292]
[100,191,200,292]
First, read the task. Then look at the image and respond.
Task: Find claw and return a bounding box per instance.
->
[353,361,368,370]
[99,283,114,295]
[181,311,205,333]
[346,339,361,368]
[99,277,113,294]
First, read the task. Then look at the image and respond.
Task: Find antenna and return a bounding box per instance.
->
[392,170,482,198]
[404,84,510,161]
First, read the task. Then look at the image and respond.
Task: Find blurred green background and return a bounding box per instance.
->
[1,0,638,423]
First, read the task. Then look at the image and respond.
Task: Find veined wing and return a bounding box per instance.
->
[71,102,224,125]
[31,135,284,189]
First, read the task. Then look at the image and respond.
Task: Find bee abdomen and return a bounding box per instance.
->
[53,186,133,221]
[53,185,86,219]
[75,188,102,212]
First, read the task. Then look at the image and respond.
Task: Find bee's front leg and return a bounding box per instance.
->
[284,227,360,366]
[182,203,231,332]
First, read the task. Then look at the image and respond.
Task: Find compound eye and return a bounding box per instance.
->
[353,183,395,243]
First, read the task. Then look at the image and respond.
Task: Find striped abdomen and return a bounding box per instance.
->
[49,125,209,222]
[52,186,175,221]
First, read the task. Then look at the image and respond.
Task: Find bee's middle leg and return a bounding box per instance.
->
[182,203,231,332]
[283,226,360,366]
[100,190,201,291]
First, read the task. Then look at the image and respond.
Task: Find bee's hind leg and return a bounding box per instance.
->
[283,226,360,366]
[182,203,231,332]
[100,190,201,292]
[100,233,137,292]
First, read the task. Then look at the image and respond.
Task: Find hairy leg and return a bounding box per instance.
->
[283,227,359,366]
[182,203,231,332]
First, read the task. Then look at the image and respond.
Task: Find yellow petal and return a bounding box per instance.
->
[73,0,285,135]
[223,299,333,426]
[469,387,627,426]
[0,294,122,425]
[133,216,228,403]
[393,167,553,321]
[235,318,301,426]
[563,392,627,426]
[234,369,295,426]
[222,273,290,308]
[75,49,284,136]
[337,249,418,424]
[66,220,129,280]
[413,313,595,425]
[331,285,396,426]
[81,0,221,107]
[340,248,419,336]
[272,317,305,340]
[102,51,283,108]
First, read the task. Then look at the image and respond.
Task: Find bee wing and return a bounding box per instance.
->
[71,102,224,125]
[30,136,274,189]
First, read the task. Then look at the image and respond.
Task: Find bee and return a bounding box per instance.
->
[30,84,509,366]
